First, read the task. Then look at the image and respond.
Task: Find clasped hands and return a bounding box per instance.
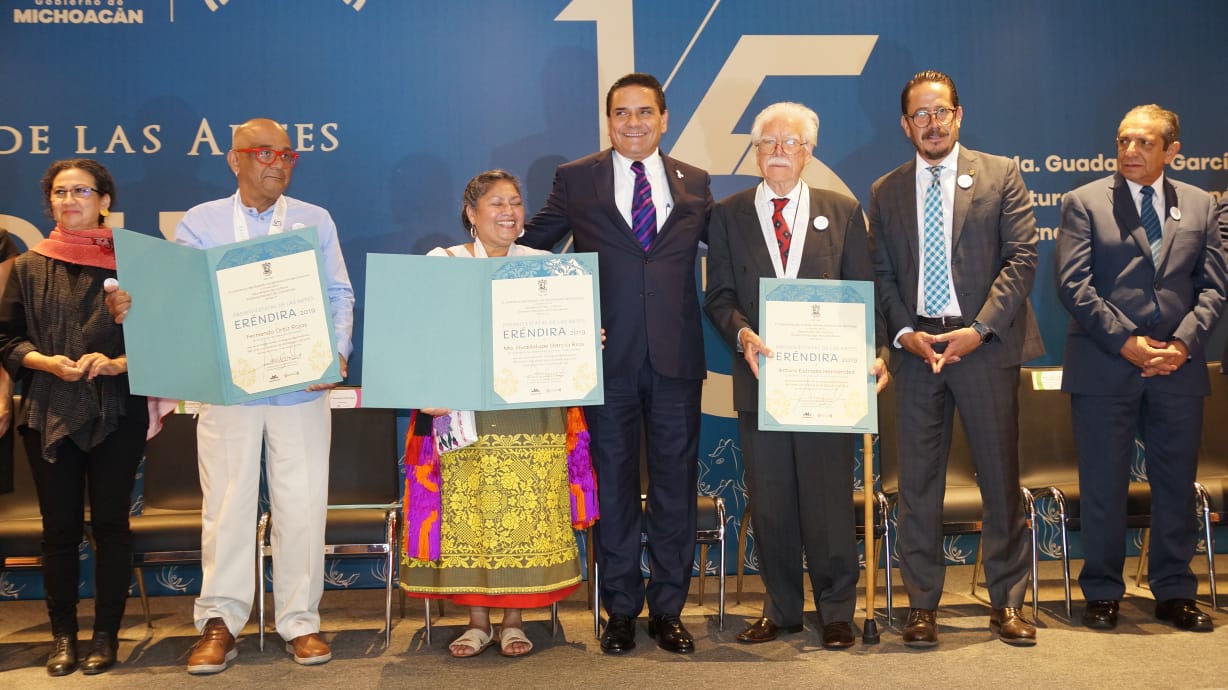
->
[1120,335,1187,377]
[739,328,889,392]
[900,327,981,374]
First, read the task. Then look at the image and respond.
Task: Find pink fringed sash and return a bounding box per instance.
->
[402,408,598,562]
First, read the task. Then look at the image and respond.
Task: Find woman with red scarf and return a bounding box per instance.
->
[0,159,147,676]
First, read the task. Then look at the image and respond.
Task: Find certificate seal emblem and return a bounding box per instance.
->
[957,173,974,189]
[1170,206,1181,221]
[813,215,830,230]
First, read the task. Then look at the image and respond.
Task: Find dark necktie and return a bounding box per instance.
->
[1140,185,1163,263]
[631,161,656,251]
[771,197,792,267]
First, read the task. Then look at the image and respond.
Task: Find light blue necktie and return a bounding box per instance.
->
[921,165,951,315]
[1140,185,1163,264]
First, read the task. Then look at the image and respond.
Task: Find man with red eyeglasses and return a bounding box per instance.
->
[107,117,354,674]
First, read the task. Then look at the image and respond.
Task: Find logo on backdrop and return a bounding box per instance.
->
[10,1,146,25]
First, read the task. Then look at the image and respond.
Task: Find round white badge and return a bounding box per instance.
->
[957,174,974,189]
[103,278,119,290]
[813,215,830,230]
[1170,207,1181,221]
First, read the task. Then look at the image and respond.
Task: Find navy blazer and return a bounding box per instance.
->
[1056,173,1228,396]
[522,149,714,380]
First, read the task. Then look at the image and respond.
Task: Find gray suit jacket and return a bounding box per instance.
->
[704,184,884,412]
[870,146,1044,371]
[1056,173,1227,396]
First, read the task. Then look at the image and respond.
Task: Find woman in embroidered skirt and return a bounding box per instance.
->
[400,170,598,658]
[0,159,148,676]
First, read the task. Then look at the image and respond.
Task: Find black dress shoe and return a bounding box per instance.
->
[46,634,78,677]
[1081,600,1119,630]
[600,615,637,654]
[647,615,694,654]
[80,632,119,675]
[1155,599,1214,632]
[736,617,802,643]
[901,608,938,648]
[821,621,855,649]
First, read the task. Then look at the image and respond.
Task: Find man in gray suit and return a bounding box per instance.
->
[705,102,887,649]
[1056,105,1226,631]
[870,70,1043,647]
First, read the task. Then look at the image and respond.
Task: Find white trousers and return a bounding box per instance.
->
[193,395,330,641]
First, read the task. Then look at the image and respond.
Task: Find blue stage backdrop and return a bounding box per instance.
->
[2,1,1226,601]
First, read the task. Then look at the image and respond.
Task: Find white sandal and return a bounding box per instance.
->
[449,626,495,658]
[498,626,533,657]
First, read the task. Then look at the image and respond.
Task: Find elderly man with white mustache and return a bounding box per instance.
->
[705,101,888,649]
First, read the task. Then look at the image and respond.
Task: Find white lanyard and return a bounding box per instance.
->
[232,194,287,242]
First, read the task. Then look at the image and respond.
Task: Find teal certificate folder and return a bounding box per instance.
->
[362,252,603,410]
[757,278,877,433]
[113,227,341,404]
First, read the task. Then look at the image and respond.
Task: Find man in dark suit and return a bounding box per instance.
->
[522,73,713,654]
[870,70,1043,647]
[1055,104,1227,632]
[705,102,887,649]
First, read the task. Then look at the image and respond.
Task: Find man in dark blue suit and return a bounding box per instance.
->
[522,73,713,654]
[1056,104,1227,632]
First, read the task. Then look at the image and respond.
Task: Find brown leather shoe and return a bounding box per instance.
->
[736,617,803,643]
[187,618,236,675]
[902,608,938,648]
[286,632,332,665]
[990,607,1037,646]
[820,621,855,649]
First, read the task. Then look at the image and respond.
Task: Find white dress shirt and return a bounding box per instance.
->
[612,148,673,233]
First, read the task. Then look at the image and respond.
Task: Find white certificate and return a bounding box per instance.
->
[490,273,600,404]
[758,279,877,433]
[216,249,337,394]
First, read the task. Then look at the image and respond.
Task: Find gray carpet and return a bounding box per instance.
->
[1,560,1226,689]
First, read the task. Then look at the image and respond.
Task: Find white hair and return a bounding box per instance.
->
[750,102,819,151]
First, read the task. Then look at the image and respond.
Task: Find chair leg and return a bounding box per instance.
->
[551,602,559,638]
[971,544,983,596]
[592,558,602,639]
[1135,528,1151,588]
[1195,483,1217,608]
[697,544,708,606]
[736,502,751,605]
[1023,487,1040,621]
[585,527,596,611]
[133,567,152,628]
[424,596,433,646]
[257,513,269,652]
[718,531,726,631]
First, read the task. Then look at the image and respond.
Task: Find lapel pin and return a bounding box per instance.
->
[676,169,684,179]
[957,173,974,189]
[1169,207,1181,221]
[813,215,829,230]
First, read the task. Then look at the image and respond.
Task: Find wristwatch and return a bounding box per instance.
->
[971,321,993,344]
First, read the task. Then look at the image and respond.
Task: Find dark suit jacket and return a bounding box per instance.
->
[1219,194,1228,366]
[522,149,714,380]
[704,185,885,412]
[1056,173,1228,396]
[870,146,1044,371]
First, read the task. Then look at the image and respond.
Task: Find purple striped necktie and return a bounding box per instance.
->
[631,160,656,251]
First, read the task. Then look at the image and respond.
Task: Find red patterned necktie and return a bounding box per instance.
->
[772,197,791,266]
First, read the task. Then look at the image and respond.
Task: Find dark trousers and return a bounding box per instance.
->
[22,396,147,637]
[894,354,1030,610]
[588,358,701,618]
[739,414,858,626]
[1072,389,1202,601]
